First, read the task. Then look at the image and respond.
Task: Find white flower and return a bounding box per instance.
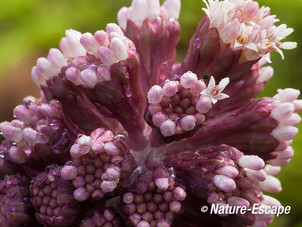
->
[201,76,230,104]
[203,0,297,61]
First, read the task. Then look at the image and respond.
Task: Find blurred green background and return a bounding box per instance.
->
[0,0,301,226]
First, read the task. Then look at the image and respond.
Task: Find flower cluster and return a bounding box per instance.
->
[0,0,300,226]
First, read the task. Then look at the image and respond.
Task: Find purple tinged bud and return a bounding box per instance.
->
[274,88,300,103]
[59,37,73,58]
[157,220,170,227]
[65,66,81,85]
[106,23,124,38]
[262,195,282,207]
[169,200,181,213]
[271,103,294,120]
[238,155,265,170]
[172,187,186,201]
[258,66,274,83]
[13,105,32,124]
[47,48,67,69]
[264,165,281,176]
[118,7,128,30]
[148,104,162,115]
[196,96,212,113]
[160,120,176,137]
[23,127,38,145]
[258,176,282,193]
[216,166,239,179]
[62,29,86,58]
[110,37,128,61]
[190,80,206,96]
[123,192,135,204]
[94,30,109,46]
[293,100,302,113]
[80,68,98,89]
[213,175,236,192]
[163,81,179,97]
[130,0,148,27]
[228,196,250,207]
[138,220,150,227]
[180,115,196,131]
[180,72,198,89]
[162,0,181,19]
[273,146,294,159]
[36,57,53,78]
[245,169,267,182]
[155,178,169,191]
[98,46,119,67]
[152,112,167,127]
[101,180,118,193]
[97,65,111,81]
[80,32,100,55]
[31,66,46,86]
[78,135,93,146]
[74,187,89,201]
[148,85,164,104]
[9,146,26,164]
[61,166,78,180]
[147,0,160,20]
[0,122,23,143]
[104,142,119,156]
[271,126,298,141]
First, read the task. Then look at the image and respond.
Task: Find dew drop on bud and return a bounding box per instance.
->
[125,86,132,98]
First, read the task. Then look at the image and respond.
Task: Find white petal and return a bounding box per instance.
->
[215,93,229,101]
[208,76,216,89]
[245,43,258,52]
[280,42,297,50]
[218,77,229,91]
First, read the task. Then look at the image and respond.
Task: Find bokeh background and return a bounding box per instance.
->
[0,0,301,226]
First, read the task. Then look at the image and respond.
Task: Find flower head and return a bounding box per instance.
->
[200,76,230,104]
[30,165,79,227]
[203,0,297,61]
[121,167,186,226]
[61,128,137,201]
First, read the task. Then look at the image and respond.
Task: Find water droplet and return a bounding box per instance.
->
[65,161,73,166]
[23,196,30,203]
[125,86,132,98]
[46,164,59,172]
[49,123,60,130]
